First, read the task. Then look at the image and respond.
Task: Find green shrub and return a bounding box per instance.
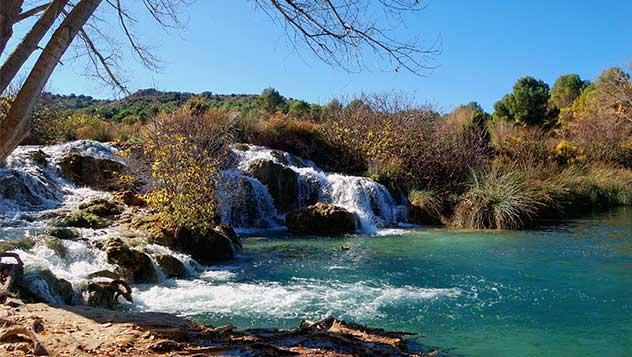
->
[142,107,235,234]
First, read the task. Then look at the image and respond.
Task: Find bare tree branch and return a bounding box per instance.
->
[16,2,52,22]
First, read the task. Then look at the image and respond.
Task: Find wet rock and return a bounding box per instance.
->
[29,150,50,166]
[172,226,241,265]
[0,170,56,207]
[87,280,133,309]
[285,203,358,235]
[78,199,123,217]
[155,255,186,278]
[46,227,79,240]
[17,268,74,305]
[114,191,146,207]
[87,270,120,280]
[54,211,106,229]
[245,159,299,212]
[0,238,35,254]
[53,199,122,229]
[40,236,67,259]
[58,151,126,191]
[105,238,158,284]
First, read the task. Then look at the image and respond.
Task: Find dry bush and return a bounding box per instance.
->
[489,121,554,167]
[322,94,491,192]
[563,114,632,168]
[249,113,366,174]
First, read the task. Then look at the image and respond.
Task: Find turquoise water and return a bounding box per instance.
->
[185,209,632,356]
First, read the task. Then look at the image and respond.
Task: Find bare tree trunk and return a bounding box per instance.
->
[0,0,24,57]
[0,0,69,95]
[0,0,102,163]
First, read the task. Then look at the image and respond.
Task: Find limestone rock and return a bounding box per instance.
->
[285,203,358,235]
[172,226,241,265]
[245,159,299,212]
[155,255,186,278]
[58,151,125,191]
[105,238,158,284]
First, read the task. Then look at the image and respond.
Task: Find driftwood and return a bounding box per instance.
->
[0,252,24,303]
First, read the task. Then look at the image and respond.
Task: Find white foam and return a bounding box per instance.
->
[134,275,461,320]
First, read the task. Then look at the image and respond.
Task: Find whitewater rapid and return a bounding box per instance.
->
[0,140,462,323]
[222,144,408,234]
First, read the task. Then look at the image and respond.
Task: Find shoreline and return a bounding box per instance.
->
[0,301,443,356]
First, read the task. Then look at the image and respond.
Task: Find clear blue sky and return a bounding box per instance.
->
[35,0,632,112]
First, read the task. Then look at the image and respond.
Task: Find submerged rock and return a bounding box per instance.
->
[172,225,241,265]
[105,238,158,284]
[17,267,74,305]
[286,203,358,235]
[46,227,79,240]
[245,159,299,212]
[59,151,125,191]
[155,255,186,278]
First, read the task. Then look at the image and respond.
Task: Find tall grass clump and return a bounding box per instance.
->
[452,165,564,230]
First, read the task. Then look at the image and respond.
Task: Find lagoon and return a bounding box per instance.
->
[136,208,632,356]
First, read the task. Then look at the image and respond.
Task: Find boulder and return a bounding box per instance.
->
[78,199,123,217]
[115,191,146,207]
[87,280,133,309]
[17,268,74,305]
[155,255,186,278]
[0,170,56,207]
[46,227,79,240]
[59,151,125,191]
[245,159,299,212]
[53,199,122,229]
[55,211,107,229]
[285,203,358,235]
[172,226,241,265]
[105,238,158,284]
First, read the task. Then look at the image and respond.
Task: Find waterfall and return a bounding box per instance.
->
[223,144,408,233]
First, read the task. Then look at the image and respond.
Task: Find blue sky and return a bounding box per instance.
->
[17,0,632,112]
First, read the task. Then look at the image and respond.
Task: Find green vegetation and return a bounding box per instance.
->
[4,66,631,231]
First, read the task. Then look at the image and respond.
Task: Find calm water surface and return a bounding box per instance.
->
[185,209,632,356]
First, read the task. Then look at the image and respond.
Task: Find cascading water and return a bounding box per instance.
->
[223,144,408,233]
[0,140,462,334]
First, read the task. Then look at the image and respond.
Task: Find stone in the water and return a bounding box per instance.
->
[78,199,123,217]
[285,203,358,235]
[105,238,158,284]
[17,268,74,305]
[172,226,241,265]
[59,151,126,191]
[46,227,79,240]
[87,280,133,309]
[245,159,299,212]
[155,255,186,278]
[55,211,107,229]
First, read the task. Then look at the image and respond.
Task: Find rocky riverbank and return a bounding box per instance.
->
[0,301,444,356]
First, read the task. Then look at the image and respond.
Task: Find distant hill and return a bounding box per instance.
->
[40,89,259,122]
